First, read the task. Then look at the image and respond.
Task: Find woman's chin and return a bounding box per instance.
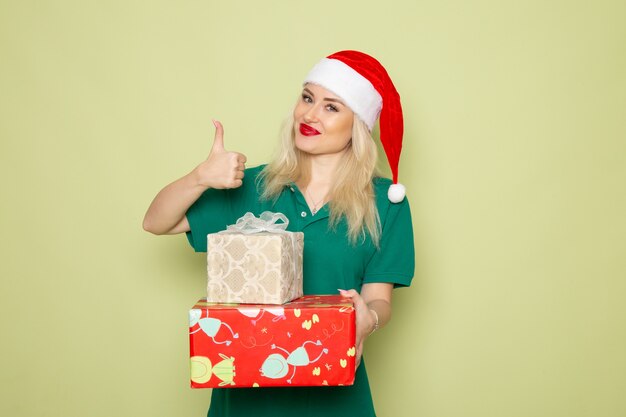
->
[294,136,318,153]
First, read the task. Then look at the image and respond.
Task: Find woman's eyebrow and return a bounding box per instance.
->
[303,87,345,105]
[323,97,344,104]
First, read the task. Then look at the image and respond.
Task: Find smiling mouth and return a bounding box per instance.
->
[299,123,321,136]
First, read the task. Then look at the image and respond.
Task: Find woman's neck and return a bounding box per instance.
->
[298,152,343,188]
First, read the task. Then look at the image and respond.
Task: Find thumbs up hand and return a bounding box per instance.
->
[194,120,247,189]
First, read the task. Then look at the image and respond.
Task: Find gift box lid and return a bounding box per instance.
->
[192,294,352,311]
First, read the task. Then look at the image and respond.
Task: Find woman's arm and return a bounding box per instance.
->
[142,121,247,235]
[339,283,393,368]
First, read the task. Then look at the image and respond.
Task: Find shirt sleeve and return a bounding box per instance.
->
[363,194,415,288]
[185,188,236,252]
[185,166,264,252]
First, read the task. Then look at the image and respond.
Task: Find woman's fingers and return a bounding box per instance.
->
[355,342,364,369]
[339,288,376,370]
[339,288,368,310]
[198,120,247,189]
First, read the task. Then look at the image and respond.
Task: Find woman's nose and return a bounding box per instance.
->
[303,104,320,123]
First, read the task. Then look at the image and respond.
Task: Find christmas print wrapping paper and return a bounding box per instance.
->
[206,212,304,305]
[189,295,356,388]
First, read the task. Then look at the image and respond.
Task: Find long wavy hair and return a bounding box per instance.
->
[258,106,381,246]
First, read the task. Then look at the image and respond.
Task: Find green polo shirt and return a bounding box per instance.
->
[186,165,414,292]
[185,164,414,417]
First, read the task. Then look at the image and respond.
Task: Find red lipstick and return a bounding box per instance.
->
[299,123,321,136]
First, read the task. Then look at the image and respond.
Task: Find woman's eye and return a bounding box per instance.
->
[302,94,313,103]
[326,104,338,112]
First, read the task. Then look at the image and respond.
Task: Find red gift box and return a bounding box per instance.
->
[189,295,356,388]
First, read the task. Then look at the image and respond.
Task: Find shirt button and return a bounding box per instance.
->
[300,211,307,218]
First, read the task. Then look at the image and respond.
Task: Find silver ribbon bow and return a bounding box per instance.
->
[226,211,289,234]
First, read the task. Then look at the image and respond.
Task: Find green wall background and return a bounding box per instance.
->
[1,1,625,416]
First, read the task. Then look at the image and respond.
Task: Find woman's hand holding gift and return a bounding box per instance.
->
[338,285,392,369]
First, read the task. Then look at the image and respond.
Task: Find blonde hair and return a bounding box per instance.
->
[259,109,381,246]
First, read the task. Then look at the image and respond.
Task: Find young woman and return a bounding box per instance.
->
[143,50,415,417]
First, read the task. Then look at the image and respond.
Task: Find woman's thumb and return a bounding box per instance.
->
[210,119,225,152]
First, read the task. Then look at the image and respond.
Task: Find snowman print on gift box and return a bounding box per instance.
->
[189,308,239,345]
[260,340,328,384]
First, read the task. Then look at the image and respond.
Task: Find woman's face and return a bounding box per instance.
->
[293,83,354,157]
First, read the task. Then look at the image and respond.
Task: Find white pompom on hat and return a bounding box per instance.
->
[304,50,406,202]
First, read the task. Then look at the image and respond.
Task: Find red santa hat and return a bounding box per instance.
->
[304,50,406,203]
